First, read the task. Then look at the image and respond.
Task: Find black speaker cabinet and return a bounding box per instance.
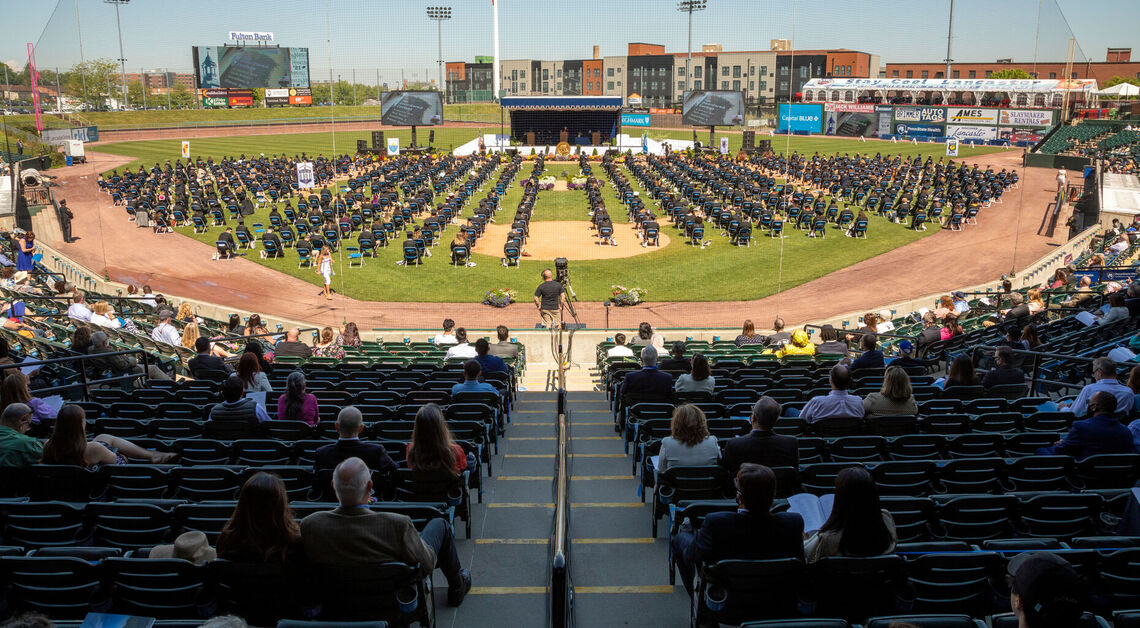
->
[371,131,385,149]
[756,139,772,153]
[429,130,435,144]
[741,130,756,150]
[356,139,368,153]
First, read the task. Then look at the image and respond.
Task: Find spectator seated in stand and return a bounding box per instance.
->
[674,354,714,395]
[150,309,182,347]
[406,403,472,473]
[797,365,863,423]
[1036,391,1135,458]
[277,371,320,426]
[445,328,478,361]
[274,328,313,359]
[209,375,270,431]
[765,317,791,349]
[488,325,520,359]
[607,333,635,359]
[815,324,849,356]
[1,372,58,423]
[656,404,720,474]
[433,318,458,345]
[299,457,472,607]
[982,346,1027,389]
[670,463,805,595]
[0,403,42,467]
[862,366,918,419]
[314,406,398,474]
[722,396,798,474]
[659,341,692,373]
[775,329,816,358]
[619,346,673,401]
[452,359,498,397]
[42,404,177,467]
[803,466,897,562]
[849,333,884,370]
[217,471,303,564]
[473,338,508,375]
[735,319,766,347]
[1007,552,1088,628]
[67,292,93,322]
[187,336,234,376]
[889,340,925,369]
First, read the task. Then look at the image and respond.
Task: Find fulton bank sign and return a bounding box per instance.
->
[228,31,275,43]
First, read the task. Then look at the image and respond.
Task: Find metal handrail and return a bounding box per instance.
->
[550,325,572,626]
[206,327,320,343]
[20,348,156,401]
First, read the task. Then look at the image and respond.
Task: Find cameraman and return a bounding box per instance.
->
[534,268,567,329]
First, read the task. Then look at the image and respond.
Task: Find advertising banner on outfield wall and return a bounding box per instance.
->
[41,126,98,144]
[946,125,998,140]
[265,88,290,106]
[946,107,1000,124]
[227,89,254,107]
[893,122,945,138]
[778,104,822,133]
[289,88,312,106]
[998,127,1046,144]
[894,106,946,124]
[876,106,893,137]
[998,109,1055,127]
[824,103,875,113]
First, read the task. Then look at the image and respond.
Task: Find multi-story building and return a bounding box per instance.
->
[884,48,1139,85]
[445,60,493,103]
[121,71,196,94]
[450,43,879,109]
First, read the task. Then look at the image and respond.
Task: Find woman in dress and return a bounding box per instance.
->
[15,231,35,272]
[735,319,765,347]
[316,245,334,300]
[312,326,345,359]
[339,321,362,349]
[42,404,176,467]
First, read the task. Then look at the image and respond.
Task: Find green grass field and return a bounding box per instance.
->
[91,131,1008,303]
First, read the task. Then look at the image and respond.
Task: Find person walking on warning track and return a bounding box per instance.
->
[316,245,334,300]
[534,268,567,329]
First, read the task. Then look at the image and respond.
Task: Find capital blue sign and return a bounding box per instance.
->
[620,113,651,127]
[778,104,822,133]
[894,123,944,138]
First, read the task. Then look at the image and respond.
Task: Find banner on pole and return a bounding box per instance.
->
[719,137,729,155]
[296,161,315,189]
[181,141,190,158]
[946,138,959,157]
[387,137,400,156]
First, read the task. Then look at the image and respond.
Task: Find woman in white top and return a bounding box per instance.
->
[316,245,334,300]
[657,404,720,474]
[88,302,121,329]
[674,354,715,395]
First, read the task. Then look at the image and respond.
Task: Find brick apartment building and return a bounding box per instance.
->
[448,42,880,108]
[884,48,1140,86]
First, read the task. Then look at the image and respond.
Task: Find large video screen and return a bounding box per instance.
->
[194,46,309,89]
[681,90,746,126]
[381,91,444,126]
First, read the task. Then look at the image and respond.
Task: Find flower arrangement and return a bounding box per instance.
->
[610,285,647,306]
[483,288,518,308]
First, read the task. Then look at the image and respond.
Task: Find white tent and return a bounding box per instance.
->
[1098,83,1140,97]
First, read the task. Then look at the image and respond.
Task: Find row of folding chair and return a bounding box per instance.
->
[0,553,428,625]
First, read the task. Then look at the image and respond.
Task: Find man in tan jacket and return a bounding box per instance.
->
[300,457,472,606]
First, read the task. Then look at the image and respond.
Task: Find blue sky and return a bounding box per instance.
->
[1,0,1136,83]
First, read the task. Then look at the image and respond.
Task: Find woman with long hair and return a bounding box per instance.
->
[939,312,964,340]
[276,371,319,426]
[42,404,176,467]
[1021,324,1041,350]
[804,466,896,562]
[1026,288,1046,315]
[236,352,272,393]
[941,355,978,390]
[71,325,93,354]
[0,372,58,421]
[313,326,345,359]
[656,404,719,473]
[216,471,301,564]
[1049,268,1069,289]
[735,320,764,347]
[406,403,467,473]
[226,314,245,337]
[243,341,274,376]
[89,302,121,329]
[339,321,362,348]
[862,366,917,419]
[15,231,36,272]
[674,353,715,394]
[175,302,196,324]
[316,245,334,300]
[244,314,270,338]
[182,321,233,358]
[631,321,654,346]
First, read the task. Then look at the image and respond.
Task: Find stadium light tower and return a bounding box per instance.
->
[677,0,707,94]
[426,6,452,96]
[105,0,129,109]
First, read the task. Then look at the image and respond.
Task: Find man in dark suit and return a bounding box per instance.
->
[314,406,397,473]
[300,457,472,606]
[187,337,233,375]
[1037,391,1135,459]
[670,463,805,595]
[722,397,798,474]
[982,346,1026,389]
[618,346,673,401]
